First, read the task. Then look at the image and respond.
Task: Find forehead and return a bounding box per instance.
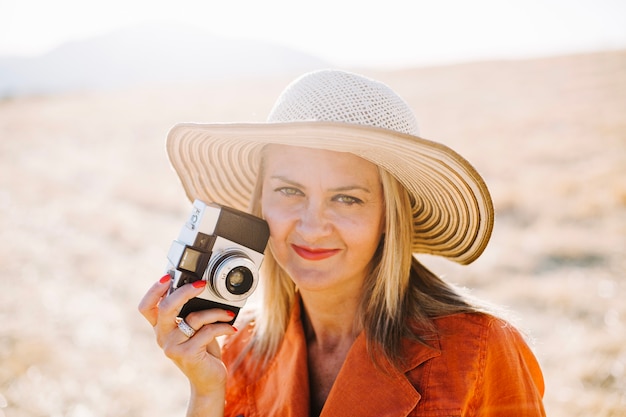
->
[262,144,381,181]
[263,144,372,167]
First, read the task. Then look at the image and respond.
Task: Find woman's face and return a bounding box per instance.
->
[261,145,385,293]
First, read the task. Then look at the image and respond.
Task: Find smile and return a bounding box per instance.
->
[291,245,340,261]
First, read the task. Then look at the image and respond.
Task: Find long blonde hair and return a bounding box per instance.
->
[245,154,486,369]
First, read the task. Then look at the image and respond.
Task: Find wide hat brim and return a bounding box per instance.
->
[167,121,494,265]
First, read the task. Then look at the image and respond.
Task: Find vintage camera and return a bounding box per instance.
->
[166,199,270,323]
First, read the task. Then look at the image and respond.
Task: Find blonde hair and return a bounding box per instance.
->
[244,154,486,369]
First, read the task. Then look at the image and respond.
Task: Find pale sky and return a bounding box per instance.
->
[1,0,625,68]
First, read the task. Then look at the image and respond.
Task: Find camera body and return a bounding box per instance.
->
[166,200,270,323]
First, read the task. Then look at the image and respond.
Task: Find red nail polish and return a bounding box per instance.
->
[226,310,236,318]
[192,280,207,288]
[232,326,238,332]
[159,274,171,284]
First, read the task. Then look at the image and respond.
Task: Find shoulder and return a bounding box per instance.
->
[432,313,540,369]
[406,313,545,415]
[408,313,518,382]
[433,310,515,332]
[433,312,527,347]
[428,312,541,377]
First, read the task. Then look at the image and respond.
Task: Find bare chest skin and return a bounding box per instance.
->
[307,343,352,417]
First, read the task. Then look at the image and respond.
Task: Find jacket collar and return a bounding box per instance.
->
[247,298,441,417]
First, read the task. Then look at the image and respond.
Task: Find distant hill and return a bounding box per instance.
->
[0,23,331,98]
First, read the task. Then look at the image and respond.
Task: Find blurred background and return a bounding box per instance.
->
[1,1,625,416]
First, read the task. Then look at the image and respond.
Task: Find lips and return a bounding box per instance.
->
[292,244,340,261]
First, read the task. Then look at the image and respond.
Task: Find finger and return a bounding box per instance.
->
[138,274,172,326]
[171,322,238,359]
[185,309,237,330]
[193,322,238,357]
[166,308,235,346]
[156,280,208,323]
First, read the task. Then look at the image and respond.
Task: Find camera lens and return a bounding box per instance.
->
[206,249,259,301]
[225,266,254,295]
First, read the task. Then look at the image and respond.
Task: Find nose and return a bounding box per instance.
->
[296,199,332,240]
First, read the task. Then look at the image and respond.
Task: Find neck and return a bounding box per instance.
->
[299,289,362,351]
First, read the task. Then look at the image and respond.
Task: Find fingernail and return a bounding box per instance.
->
[192,280,207,288]
[226,310,236,318]
[159,274,171,284]
[232,326,238,332]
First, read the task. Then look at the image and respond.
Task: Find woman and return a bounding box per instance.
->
[139,70,545,416]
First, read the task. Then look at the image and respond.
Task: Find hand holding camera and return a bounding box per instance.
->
[166,200,270,324]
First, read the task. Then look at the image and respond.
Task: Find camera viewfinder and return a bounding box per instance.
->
[179,247,202,273]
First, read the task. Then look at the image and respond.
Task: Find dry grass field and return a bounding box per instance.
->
[1,50,624,416]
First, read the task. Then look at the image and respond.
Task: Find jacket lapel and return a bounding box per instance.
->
[321,333,440,417]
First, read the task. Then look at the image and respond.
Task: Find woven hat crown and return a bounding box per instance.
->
[268,70,420,136]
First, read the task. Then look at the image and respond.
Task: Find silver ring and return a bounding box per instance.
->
[176,317,196,338]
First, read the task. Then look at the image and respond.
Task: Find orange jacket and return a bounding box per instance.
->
[222,300,545,416]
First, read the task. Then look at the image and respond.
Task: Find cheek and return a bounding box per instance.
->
[350,212,385,251]
[264,213,286,242]
[261,198,291,241]
[359,223,384,252]
[263,211,293,268]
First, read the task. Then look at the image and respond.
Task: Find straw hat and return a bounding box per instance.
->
[166,70,494,265]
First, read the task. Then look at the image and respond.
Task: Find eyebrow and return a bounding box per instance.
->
[269,175,372,193]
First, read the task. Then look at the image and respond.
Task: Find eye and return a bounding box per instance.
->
[276,187,303,197]
[333,194,364,205]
